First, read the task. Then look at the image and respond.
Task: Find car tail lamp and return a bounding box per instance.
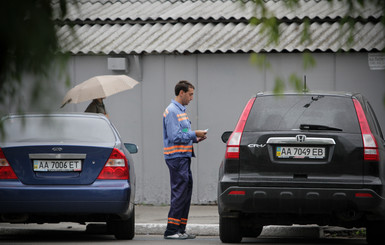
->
[0,148,17,179]
[225,98,256,159]
[353,99,380,161]
[97,148,129,180]
[229,190,246,196]
[355,193,373,198]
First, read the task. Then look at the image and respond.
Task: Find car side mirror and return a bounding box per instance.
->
[124,143,138,154]
[221,131,233,143]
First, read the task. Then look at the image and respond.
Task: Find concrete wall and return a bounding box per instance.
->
[9,52,385,205]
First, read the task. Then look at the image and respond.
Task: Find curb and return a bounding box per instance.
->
[135,223,218,236]
[260,225,322,238]
[135,224,326,238]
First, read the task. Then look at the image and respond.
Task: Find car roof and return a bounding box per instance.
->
[2,112,108,120]
[255,91,359,98]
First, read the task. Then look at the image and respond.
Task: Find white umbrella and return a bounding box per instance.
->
[61,75,139,107]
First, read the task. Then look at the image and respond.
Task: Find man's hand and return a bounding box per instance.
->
[195,130,207,143]
[195,130,207,138]
[197,136,207,142]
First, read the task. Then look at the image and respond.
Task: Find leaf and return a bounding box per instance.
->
[289,73,303,92]
[250,53,270,70]
[300,18,311,45]
[303,52,316,70]
[273,77,285,94]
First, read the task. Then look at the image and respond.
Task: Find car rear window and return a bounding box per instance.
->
[1,115,116,144]
[244,95,361,133]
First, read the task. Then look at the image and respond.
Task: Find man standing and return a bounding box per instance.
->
[163,80,207,239]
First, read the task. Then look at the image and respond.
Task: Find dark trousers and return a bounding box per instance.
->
[164,157,193,236]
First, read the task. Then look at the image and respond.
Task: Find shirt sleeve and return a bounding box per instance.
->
[165,111,196,144]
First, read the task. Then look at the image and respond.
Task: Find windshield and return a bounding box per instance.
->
[1,115,116,145]
[244,95,360,133]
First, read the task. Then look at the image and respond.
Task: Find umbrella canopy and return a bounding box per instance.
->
[61,75,139,107]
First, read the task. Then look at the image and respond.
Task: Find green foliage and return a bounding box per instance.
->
[289,74,304,92]
[300,18,311,45]
[260,17,280,45]
[246,0,385,97]
[273,77,285,94]
[0,0,74,115]
[303,52,316,70]
[249,53,270,70]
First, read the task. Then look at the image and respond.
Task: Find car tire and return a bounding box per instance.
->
[242,225,263,238]
[219,216,242,243]
[108,206,135,240]
[366,221,385,244]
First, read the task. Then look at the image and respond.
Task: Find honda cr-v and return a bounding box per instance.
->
[218,92,385,244]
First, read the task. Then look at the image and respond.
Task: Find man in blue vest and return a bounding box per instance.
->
[163,80,207,239]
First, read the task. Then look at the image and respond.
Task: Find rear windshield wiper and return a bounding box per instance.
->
[300,124,343,131]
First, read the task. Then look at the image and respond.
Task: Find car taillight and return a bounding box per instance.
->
[353,99,380,162]
[225,98,256,159]
[355,193,373,198]
[0,148,17,179]
[97,148,129,180]
[228,190,245,196]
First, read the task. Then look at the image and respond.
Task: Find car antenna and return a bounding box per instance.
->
[303,75,308,92]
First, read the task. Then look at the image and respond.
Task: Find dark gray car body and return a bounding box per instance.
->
[218,92,385,244]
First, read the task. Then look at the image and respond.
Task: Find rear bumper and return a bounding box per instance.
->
[0,180,132,216]
[218,186,385,218]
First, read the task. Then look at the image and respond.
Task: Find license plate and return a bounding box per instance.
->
[276,146,325,159]
[33,160,82,172]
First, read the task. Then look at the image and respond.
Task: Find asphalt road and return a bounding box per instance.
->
[0,224,367,245]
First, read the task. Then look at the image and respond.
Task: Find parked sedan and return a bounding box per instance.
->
[218,91,385,244]
[0,113,137,240]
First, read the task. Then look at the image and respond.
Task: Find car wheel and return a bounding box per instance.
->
[366,221,385,244]
[242,225,263,238]
[108,206,135,240]
[219,216,242,243]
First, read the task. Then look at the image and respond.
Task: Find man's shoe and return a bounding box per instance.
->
[180,232,196,239]
[164,233,187,240]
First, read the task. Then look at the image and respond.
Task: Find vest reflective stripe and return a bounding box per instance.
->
[164,145,193,155]
[177,113,188,121]
[163,109,169,118]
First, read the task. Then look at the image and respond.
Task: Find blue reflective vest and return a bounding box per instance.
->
[163,100,197,159]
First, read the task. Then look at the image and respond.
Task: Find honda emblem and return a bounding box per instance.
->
[296,135,306,143]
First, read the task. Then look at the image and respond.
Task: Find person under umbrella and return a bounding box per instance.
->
[61,75,139,118]
[85,97,108,117]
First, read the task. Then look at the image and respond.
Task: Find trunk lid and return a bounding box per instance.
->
[0,114,118,185]
[2,145,113,185]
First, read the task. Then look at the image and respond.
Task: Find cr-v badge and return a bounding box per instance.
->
[248,144,266,148]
